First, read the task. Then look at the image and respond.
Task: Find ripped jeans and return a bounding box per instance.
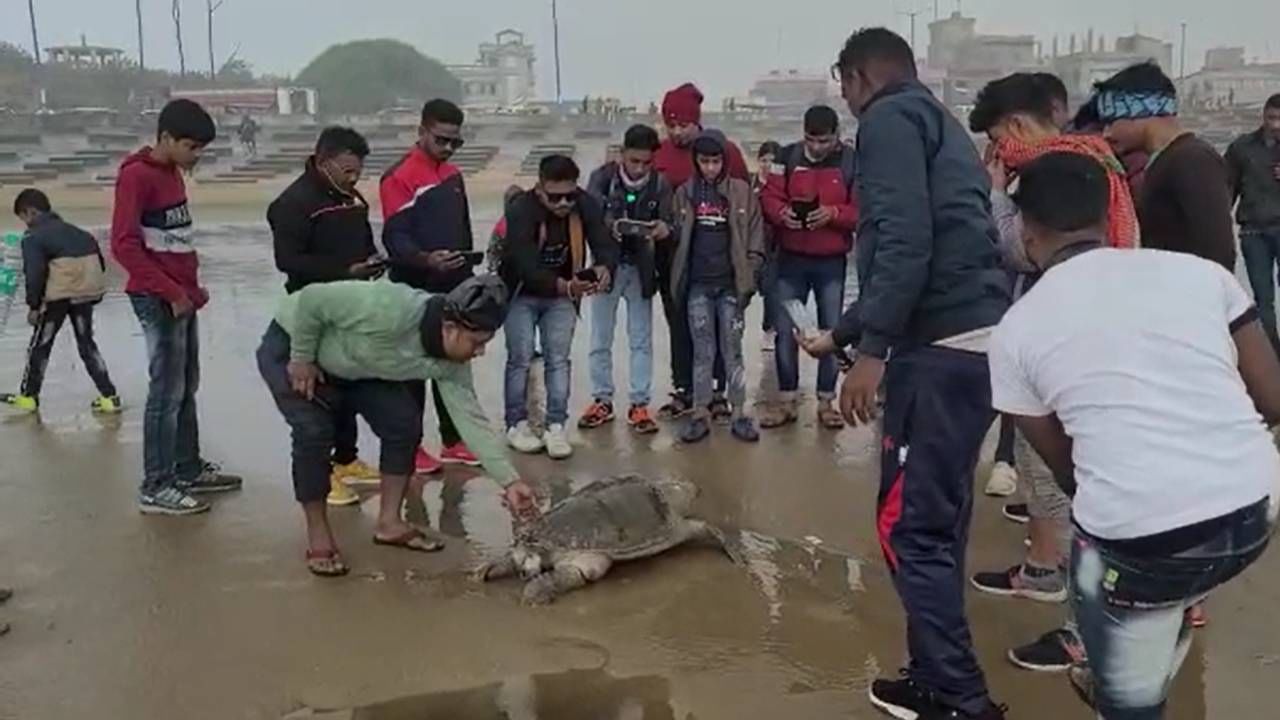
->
[1071,499,1272,719]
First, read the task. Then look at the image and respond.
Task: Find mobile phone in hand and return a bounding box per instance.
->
[791,199,818,229]
[575,269,598,282]
[462,251,486,266]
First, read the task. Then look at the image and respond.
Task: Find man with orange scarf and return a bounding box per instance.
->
[966,72,1139,675]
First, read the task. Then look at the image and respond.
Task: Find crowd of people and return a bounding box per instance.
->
[4,24,1280,720]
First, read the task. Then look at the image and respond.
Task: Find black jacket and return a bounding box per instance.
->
[267,159,377,294]
[585,163,674,298]
[21,211,105,309]
[1226,128,1280,231]
[500,190,618,298]
[835,80,1010,357]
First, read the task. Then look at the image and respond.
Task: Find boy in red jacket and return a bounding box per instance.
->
[111,99,242,516]
[760,105,858,430]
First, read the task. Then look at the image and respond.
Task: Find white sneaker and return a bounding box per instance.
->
[507,421,545,454]
[985,461,1019,497]
[543,423,573,460]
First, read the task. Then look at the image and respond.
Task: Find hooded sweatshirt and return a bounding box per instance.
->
[655,129,751,189]
[110,148,206,308]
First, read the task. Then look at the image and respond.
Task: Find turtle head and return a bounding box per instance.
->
[653,476,699,515]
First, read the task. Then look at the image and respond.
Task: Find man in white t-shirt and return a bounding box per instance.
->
[989,151,1280,719]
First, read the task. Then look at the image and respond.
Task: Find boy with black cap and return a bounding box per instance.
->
[670,133,765,444]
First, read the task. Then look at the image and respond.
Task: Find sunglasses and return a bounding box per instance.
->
[543,189,578,204]
[431,133,465,150]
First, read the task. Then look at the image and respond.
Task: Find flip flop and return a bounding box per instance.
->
[306,549,350,578]
[373,528,446,554]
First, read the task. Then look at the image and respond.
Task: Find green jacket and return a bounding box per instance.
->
[275,279,519,486]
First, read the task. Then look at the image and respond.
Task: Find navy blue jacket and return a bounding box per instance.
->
[835,80,1010,357]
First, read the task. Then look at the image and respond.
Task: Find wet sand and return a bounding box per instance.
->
[1,212,1278,719]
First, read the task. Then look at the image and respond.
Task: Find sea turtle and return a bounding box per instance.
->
[475,474,738,605]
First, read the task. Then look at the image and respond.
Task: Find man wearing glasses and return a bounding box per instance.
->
[381,98,481,475]
[499,155,618,460]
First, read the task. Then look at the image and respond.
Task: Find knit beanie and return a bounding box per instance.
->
[662,83,704,127]
[692,131,725,159]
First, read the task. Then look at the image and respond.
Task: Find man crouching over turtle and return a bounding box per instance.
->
[257,274,538,577]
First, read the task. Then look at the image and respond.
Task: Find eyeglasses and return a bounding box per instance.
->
[431,133,466,150]
[543,190,578,205]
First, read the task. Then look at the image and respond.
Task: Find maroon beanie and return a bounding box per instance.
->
[662,83,704,127]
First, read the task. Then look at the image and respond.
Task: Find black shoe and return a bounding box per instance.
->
[868,674,931,719]
[1008,629,1086,672]
[919,702,1008,719]
[1002,503,1030,524]
[178,461,244,495]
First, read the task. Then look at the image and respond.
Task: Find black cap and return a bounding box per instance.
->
[444,274,509,332]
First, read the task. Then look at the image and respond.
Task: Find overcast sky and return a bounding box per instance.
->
[4,0,1278,103]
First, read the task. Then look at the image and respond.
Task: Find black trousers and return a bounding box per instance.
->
[408,380,461,448]
[21,300,116,400]
[877,346,993,715]
[257,323,421,503]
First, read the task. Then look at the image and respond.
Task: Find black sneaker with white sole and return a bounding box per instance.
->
[970,563,1068,603]
[869,674,932,719]
[177,461,244,495]
[1002,503,1030,524]
[139,487,211,516]
[1008,628,1087,672]
[920,702,1008,719]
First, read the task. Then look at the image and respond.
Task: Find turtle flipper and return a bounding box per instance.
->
[684,520,746,566]
[521,554,612,605]
[474,553,519,582]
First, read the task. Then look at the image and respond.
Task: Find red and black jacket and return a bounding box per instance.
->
[380,145,475,293]
[760,142,859,257]
[267,158,377,294]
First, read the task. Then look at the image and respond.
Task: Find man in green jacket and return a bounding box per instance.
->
[258,274,538,577]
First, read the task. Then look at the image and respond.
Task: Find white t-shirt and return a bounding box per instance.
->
[990,248,1279,540]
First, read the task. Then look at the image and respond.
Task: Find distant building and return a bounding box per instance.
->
[748,70,834,110]
[46,36,126,68]
[1052,32,1174,98]
[449,29,536,110]
[170,87,318,116]
[926,12,1039,109]
[1181,48,1280,109]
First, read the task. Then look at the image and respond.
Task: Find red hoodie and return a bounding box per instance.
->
[110,148,207,308]
[655,134,750,188]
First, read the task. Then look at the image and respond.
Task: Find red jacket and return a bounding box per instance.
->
[379,145,474,292]
[654,133,750,188]
[761,143,858,257]
[110,148,207,308]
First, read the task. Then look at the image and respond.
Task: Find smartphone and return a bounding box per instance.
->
[783,299,853,371]
[575,269,598,282]
[614,219,657,237]
[461,251,486,266]
[791,199,819,228]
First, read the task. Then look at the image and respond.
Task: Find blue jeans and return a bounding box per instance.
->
[1240,228,1280,355]
[505,295,576,427]
[687,283,746,415]
[774,251,846,399]
[129,294,203,494]
[588,263,653,407]
[1072,500,1272,719]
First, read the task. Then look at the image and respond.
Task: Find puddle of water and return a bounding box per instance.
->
[296,668,686,720]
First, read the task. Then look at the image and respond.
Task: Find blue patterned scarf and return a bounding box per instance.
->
[1095,90,1177,122]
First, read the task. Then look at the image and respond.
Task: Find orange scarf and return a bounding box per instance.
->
[995,134,1139,249]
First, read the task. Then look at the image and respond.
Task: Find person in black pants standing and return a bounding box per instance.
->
[807,28,1011,719]
[267,127,385,506]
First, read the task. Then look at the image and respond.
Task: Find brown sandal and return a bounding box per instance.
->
[373,527,446,553]
[759,404,798,429]
[817,406,845,430]
[306,549,350,578]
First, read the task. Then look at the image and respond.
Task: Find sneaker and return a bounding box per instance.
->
[139,487,211,516]
[762,330,777,352]
[657,393,693,420]
[731,416,760,443]
[332,459,381,488]
[920,703,1008,720]
[578,400,615,430]
[179,461,244,495]
[709,397,733,425]
[680,416,711,444]
[868,674,931,720]
[507,421,545,454]
[627,405,659,435]
[1,394,37,413]
[1002,503,1030,524]
[544,423,573,460]
[971,564,1067,603]
[90,395,123,415]
[440,442,481,467]
[1008,628,1087,672]
[984,461,1018,497]
[414,448,444,475]
[326,473,362,507]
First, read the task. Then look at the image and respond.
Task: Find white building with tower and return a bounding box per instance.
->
[449,30,537,111]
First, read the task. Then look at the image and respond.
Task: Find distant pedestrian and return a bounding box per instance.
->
[237,115,259,157]
[1227,93,1280,354]
[111,99,243,516]
[3,188,119,415]
[670,132,765,444]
